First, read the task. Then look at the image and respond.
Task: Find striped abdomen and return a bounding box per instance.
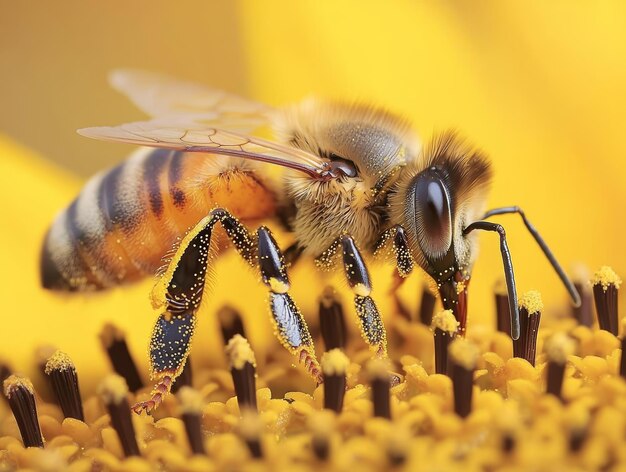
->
[41,148,277,291]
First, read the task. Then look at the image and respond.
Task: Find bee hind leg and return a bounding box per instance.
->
[134,208,256,414]
[134,209,322,414]
[133,312,196,414]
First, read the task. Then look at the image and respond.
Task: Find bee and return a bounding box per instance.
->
[41,70,580,413]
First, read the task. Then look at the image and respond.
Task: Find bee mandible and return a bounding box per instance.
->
[41,70,580,413]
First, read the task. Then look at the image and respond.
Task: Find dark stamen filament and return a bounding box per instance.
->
[44,350,84,421]
[225,335,257,411]
[98,375,140,457]
[512,291,543,366]
[171,357,193,394]
[431,309,459,375]
[591,266,621,336]
[368,358,392,419]
[178,386,206,455]
[448,338,479,418]
[565,405,589,452]
[100,324,144,393]
[620,322,626,379]
[319,286,347,351]
[218,305,246,345]
[3,375,44,448]
[308,411,334,461]
[544,333,575,401]
[572,276,594,327]
[494,280,511,335]
[321,349,348,413]
[238,410,263,458]
[419,284,437,326]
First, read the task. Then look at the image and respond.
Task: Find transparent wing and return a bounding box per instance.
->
[110,69,272,132]
[78,120,329,179]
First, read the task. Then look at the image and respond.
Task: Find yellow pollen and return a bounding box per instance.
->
[519,290,544,315]
[44,350,75,374]
[225,334,256,370]
[544,332,576,364]
[591,265,622,291]
[177,386,204,414]
[431,309,459,334]
[448,338,480,370]
[455,281,466,294]
[366,357,392,379]
[3,374,34,397]
[321,348,350,376]
[269,277,289,294]
[353,283,371,297]
[97,374,129,405]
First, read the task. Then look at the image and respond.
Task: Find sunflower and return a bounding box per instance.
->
[2,3,626,470]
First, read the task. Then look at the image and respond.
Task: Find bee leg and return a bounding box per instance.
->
[134,208,257,414]
[463,221,520,340]
[132,312,196,414]
[481,206,581,306]
[374,225,415,320]
[257,227,322,384]
[135,209,322,414]
[373,225,414,278]
[319,235,388,358]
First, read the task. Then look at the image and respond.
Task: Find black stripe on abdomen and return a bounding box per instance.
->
[168,151,187,208]
[144,149,173,217]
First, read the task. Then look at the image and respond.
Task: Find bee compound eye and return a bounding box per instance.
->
[328,155,358,178]
[410,170,453,259]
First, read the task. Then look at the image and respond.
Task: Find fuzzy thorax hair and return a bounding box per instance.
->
[274,99,421,256]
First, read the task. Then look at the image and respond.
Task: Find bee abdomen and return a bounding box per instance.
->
[41,149,165,290]
[41,147,279,291]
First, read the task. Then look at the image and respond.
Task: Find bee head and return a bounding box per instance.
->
[389,133,492,327]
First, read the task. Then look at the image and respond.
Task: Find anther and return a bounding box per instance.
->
[3,375,44,447]
[513,290,543,366]
[319,287,347,351]
[178,386,206,455]
[321,349,349,413]
[44,350,84,421]
[544,333,576,401]
[448,338,479,418]
[98,374,140,457]
[591,266,621,336]
[225,335,258,411]
[100,323,144,393]
[431,309,459,375]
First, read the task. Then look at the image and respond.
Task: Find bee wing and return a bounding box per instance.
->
[110,69,272,132]
[78,119,328,178]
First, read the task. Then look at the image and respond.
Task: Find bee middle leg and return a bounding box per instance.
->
[317,235,388,357]
[134,208,320,414]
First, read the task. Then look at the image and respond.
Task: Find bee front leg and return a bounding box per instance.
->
[318,235,388,358]
[374,225,415,320]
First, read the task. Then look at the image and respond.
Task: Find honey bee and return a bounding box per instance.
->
[41,70,580,413]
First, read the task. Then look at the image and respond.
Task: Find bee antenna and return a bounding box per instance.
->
[481,206,582,307]
[463,221,520,340]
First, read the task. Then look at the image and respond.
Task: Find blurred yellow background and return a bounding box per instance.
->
[1,1,625,390]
